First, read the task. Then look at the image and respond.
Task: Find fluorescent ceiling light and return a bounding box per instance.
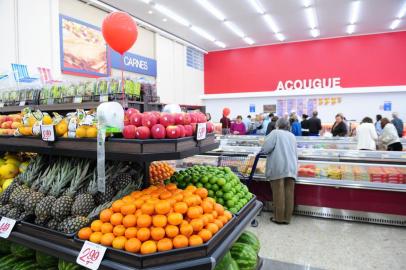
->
[195,0,226,21]
[214,41,226,48]
[243,37,255,45]
[305,7,318,29]
[390,19,401,30]
[263,14,279,33]
[139,0,151,3]
[275,33,285,41]
[397,2,406,18]
[302,0,312,8]
[89,0,117,11]
[190,26,215,41]
[349,1,361,24]
[310,28,320,37]
[224,21,245,38]
[154,4,190,27]
[346,24,356,34]
[248,0,266,14]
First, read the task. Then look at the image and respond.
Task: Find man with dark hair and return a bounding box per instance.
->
[375,114,383,135]
[308,111,322,136]
[392,112,404,137]
[301,114,309,136]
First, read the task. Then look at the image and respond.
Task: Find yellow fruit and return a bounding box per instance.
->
[63,132,68,138]
[0,179,4,186]
[28,116,37,127]
[75,126,87,138]
[19,161,29,173]
[6,158,20,167]
[18,126,33,136]
[2,179,13,190]
[42,115,53,125]
[55,120,68,137]
[0,164,19,179]
[0,187,2,194]
[86,127,97,138]
[0,159,5,166]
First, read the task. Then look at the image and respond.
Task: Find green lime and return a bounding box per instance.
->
[217,198,224,205]
[226,199,235,208]
[222,183,232,192]
[224,192,233,200]
[212,184,219,191]
[217,178,226,186]
[196,183,203,188]
[216,190,223,197]
[201,176,209,183]
[208,190,214,197]
[205,183,212,189]
[209,177,217,184]
[229,207,238,214]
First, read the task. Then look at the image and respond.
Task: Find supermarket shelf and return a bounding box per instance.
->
[7,201,262,270]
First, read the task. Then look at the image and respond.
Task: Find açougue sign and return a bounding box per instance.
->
[276,77,341,91]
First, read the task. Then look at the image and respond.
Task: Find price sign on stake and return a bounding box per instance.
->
[196,123,207,141]
[41,125,55,142]
[76,241,106,270]
[0,217,16,238]
[99,95,108,102]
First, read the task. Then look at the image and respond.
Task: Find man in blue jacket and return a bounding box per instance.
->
[392,112,404,138]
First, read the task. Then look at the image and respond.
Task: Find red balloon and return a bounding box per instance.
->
[223,108,230,117]
[102,11,138,54]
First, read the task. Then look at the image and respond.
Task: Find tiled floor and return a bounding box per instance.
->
[249,212,406,270]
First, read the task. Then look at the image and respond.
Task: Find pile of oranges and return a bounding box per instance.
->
[149,162,175,185]
[77,184,232,254]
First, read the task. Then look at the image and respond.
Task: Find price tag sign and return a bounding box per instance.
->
[196,123,207,141]
[74,96,83,104]
[0,217,16,238]
[19,100,26,106]
[0,103,4,108]
[40,125,55,142]
[76,241,106,270]
[99,95,108,103]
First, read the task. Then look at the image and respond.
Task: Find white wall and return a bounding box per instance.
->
[204,91,406,123]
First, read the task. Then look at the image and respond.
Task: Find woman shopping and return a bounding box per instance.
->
[230,115,246,135]
[261,118,298,224]
[332,114,348,137]
[356,117,378,150]
[380,118,403,151]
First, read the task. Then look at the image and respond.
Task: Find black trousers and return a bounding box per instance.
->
[387,142,403,151]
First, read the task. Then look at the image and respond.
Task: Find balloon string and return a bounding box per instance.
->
[120,54,125,108]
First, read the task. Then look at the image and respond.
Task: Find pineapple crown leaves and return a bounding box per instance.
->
[64,160,92,197]
[87,169,98,196]
[19,155,47,186]
[48,159,77,197]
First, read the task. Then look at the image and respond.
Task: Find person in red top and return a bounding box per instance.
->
[230,116,247,135]
[220,114,231,135]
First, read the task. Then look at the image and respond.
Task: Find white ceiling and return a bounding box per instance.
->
[99,0,406,51]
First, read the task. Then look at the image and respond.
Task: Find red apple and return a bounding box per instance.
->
[189,113,197,124]
[1,121,12,129]
[166,125,179,139]
[135,126,151,139]
[197,113,207,123]
[151,111,161,120]
[130,113,143,127]
[4,116,12,122]
[184,125,193,137]
[191,123,197,135]
[183,114,191,125]
[122,125,137,139]
[124,115,130,126]
[125,108,140,119]
[151,124,166,139]
[177,125,185,138]
[142,114,158,129]
[160,113,175,127]
[206,122,214,133]
[174,113,185,125]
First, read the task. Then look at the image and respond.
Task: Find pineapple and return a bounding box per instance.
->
[71,170,97,217]
[59,216,90,234]
[34,216,48,226]
[0,204,12,216]
[46,219,59,230]
[114,172,133,192]
[24,166,55,214]
[0,181,19,205]
[6,208,21,219]
[94,185,115,205]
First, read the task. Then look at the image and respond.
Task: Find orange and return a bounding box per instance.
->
[155,200,171,215]
[203,213,214,223]
[213,219,224,229]
[173,235,189,249]
[152,215,167,228]
[172,193,184,202]
[206,223,219,234]
[100,233,115,246]
[112,236,127,250]
[151,227,165,241]
[185,185,197,193]
[140,240,157,254]
[183,196,197,207]
[110,213,123,226]
[195,188,208,199]
[214,204,225,216]
[134,199,144,209]
[201,215,210,226]
[166,183,177,191]
[173,202,188,214]
[180,224,193,237]
[137,227,151,242]
[135,209,143,217]
[89,232,103,244]
[224,211,232,221]
[123,214,137,228]
[137,214,152,228]
[140,195,151,201]
[189,235,203,246]
[122,195,134,203]
[167,213,183,226]
[112,200,125,213]
[157,238,173,252]
[101,222,113,234]
[187,206,203,219]
[182,191,193,197]
[131,191,142,198]
[90,220,103,232]
[113,225,126,236]
[121,204,136,215]
[198,229,213,242]
[165,225,179,238]
[212,211,218,219]
[203,197,216,205]
[78,227,92,240]
[100,209,113,222]
[180,220,189,226]
[159,191,172,200]
[141,203,155,215]
[202,201,214,213]
[125,227,138,239]
[218,215,228,225]
[168,198,176,207]
[190,219,204,232]
[125,238,141,253]
[147,197,160,205]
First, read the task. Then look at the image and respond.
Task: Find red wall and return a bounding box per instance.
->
[204,31,406,94]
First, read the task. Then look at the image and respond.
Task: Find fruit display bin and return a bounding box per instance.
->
[235,195,257,217]
[20,220,77,241]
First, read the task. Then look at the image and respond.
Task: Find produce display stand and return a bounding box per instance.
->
[1,131,263,269]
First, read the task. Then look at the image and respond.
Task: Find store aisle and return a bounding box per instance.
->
[249,212,406,270]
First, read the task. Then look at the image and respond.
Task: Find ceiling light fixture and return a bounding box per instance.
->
[154,4,191,27]
[148,10,153,14]
[305,7,318,29]
[310,28,320,37]
[190,26,216,41]
[346,24,356,34]
[275,33,285,41]
[89,0,117,11]
[224,21,245,38]
[243,37,255,45]
[140,0,151,3]
[397,2,406,18]
[248,0,266,14]
[214,41,226,48]
[195,0,226,21]
[263,14,280,33]
[162,18,167,22]
[302,0,312,8]
[390,19,401,30]
[349,0,361,24]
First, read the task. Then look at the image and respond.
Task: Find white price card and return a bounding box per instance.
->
[99,95,108,102]
[196,123,207,141]
[0,103,4,108]
[74,96,83,103]
[40,125,55,142]
[19,100,26,106]
[76,241,106,270]
[0,217,16,238]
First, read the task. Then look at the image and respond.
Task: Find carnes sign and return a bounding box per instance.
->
[276,77,341,91]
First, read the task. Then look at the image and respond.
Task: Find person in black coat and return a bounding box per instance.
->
[301,114,310,136]
[308,111,322,136]
[266,116,279,135]
[332,114,348,137]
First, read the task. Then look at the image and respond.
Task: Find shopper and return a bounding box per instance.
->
[220,113,231,135]
[391,112,404,137]
[380,118,403,151]
[301,114,310,136]
[261,118,297,224]
[290,114,302,136]
[331,114,348,137]
[375,114,383,136]
[308,111,322,136]
[243,115,252,134]
[266,116,278,135]
[356,117,378,150]
[230,115,246,135]
[256,114,269,135]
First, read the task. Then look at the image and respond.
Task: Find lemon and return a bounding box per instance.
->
[28,115,37,127]
[75,126,88,138]
[5,158,20,167]
[19,161,29,173]
[55,120,68,137]
[0,159,5,166]
[42,115,53,125]
[2,178,13,190]
[0,164,19,179]
[4,154,17,160]
[86,127,97,138]
[0,179,4,186]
